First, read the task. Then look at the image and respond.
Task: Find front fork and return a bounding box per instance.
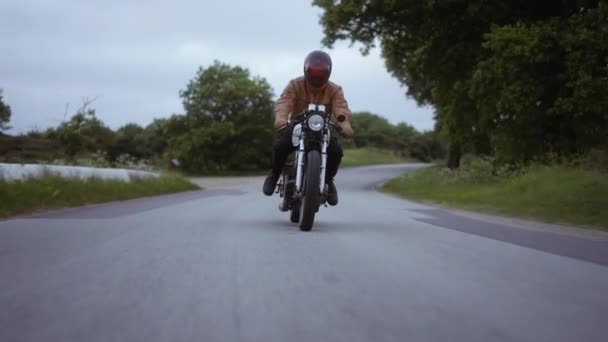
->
[319,133,329,194]
[295,132,306,192]
[294,132,329,195]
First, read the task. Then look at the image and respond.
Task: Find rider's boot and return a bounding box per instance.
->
[327,179,338,206]
[263,171,280,196]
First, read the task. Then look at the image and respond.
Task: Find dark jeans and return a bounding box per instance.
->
[270,125,343,181]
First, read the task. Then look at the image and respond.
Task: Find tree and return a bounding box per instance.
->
[0,89,12,132]
[50,101,115,158]
[393,122,419,151]
[108,123,149,160]
[346,111,446,161]
[350,112,396,148]
[313,0,606,167]
[170,122,238,172]
[180,61,274,126]
[349,111,420,151]
[171,61,275,173]
[470,4,608,162]
[314,0,491,167]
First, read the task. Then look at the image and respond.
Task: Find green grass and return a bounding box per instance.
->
[382,164,608,230]
[0,174,200,218]
[172,148,413,176]
[341,148,413,168]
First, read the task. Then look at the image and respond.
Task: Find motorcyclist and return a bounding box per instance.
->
[262,50,354,206]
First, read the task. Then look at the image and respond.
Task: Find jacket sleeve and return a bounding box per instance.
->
[273,81,296,129]
[331,87,354,137]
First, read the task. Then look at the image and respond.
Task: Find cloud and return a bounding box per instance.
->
[0,0,435,133]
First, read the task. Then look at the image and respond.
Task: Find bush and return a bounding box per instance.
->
[0,135,64,163]
[571,149,608,172]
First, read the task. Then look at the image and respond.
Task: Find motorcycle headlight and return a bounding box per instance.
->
[307,114,325,132]
[291,124,302,147]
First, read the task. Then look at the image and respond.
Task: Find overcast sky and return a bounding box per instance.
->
[1,0,436,134]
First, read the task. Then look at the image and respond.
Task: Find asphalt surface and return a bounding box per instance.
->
[1,164,608,342]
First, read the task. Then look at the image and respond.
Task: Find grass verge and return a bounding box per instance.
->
[171,148,413,176]
[342,148,413,168]
[382,164,608,230]
[0,174,200,218]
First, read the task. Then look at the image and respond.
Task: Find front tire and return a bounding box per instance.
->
[299,150,321,231]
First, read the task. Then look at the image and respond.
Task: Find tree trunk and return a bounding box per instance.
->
[474,133,492,156]
[447,141,461,169]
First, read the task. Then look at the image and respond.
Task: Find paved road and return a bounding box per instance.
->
[1,164,608,342]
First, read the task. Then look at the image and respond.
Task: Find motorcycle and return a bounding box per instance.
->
[274,103,345,231]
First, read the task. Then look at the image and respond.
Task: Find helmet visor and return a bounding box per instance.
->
[306,64,330,88]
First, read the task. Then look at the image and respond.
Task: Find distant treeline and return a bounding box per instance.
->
[0,62,442,173]
[3,2,607,173]
[346,112,445,162]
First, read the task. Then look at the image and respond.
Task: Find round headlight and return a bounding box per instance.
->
[307,114,325,132]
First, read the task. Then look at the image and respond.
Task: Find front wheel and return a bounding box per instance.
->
[299,150,321,231]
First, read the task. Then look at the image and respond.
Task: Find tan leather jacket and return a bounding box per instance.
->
[274,76,354,137]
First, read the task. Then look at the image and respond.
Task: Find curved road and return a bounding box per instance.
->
[1,164,607,342]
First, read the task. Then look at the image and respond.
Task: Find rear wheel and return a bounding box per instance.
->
[299,150,321,231]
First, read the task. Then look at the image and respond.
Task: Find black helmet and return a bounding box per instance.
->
[304,50,332,88]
